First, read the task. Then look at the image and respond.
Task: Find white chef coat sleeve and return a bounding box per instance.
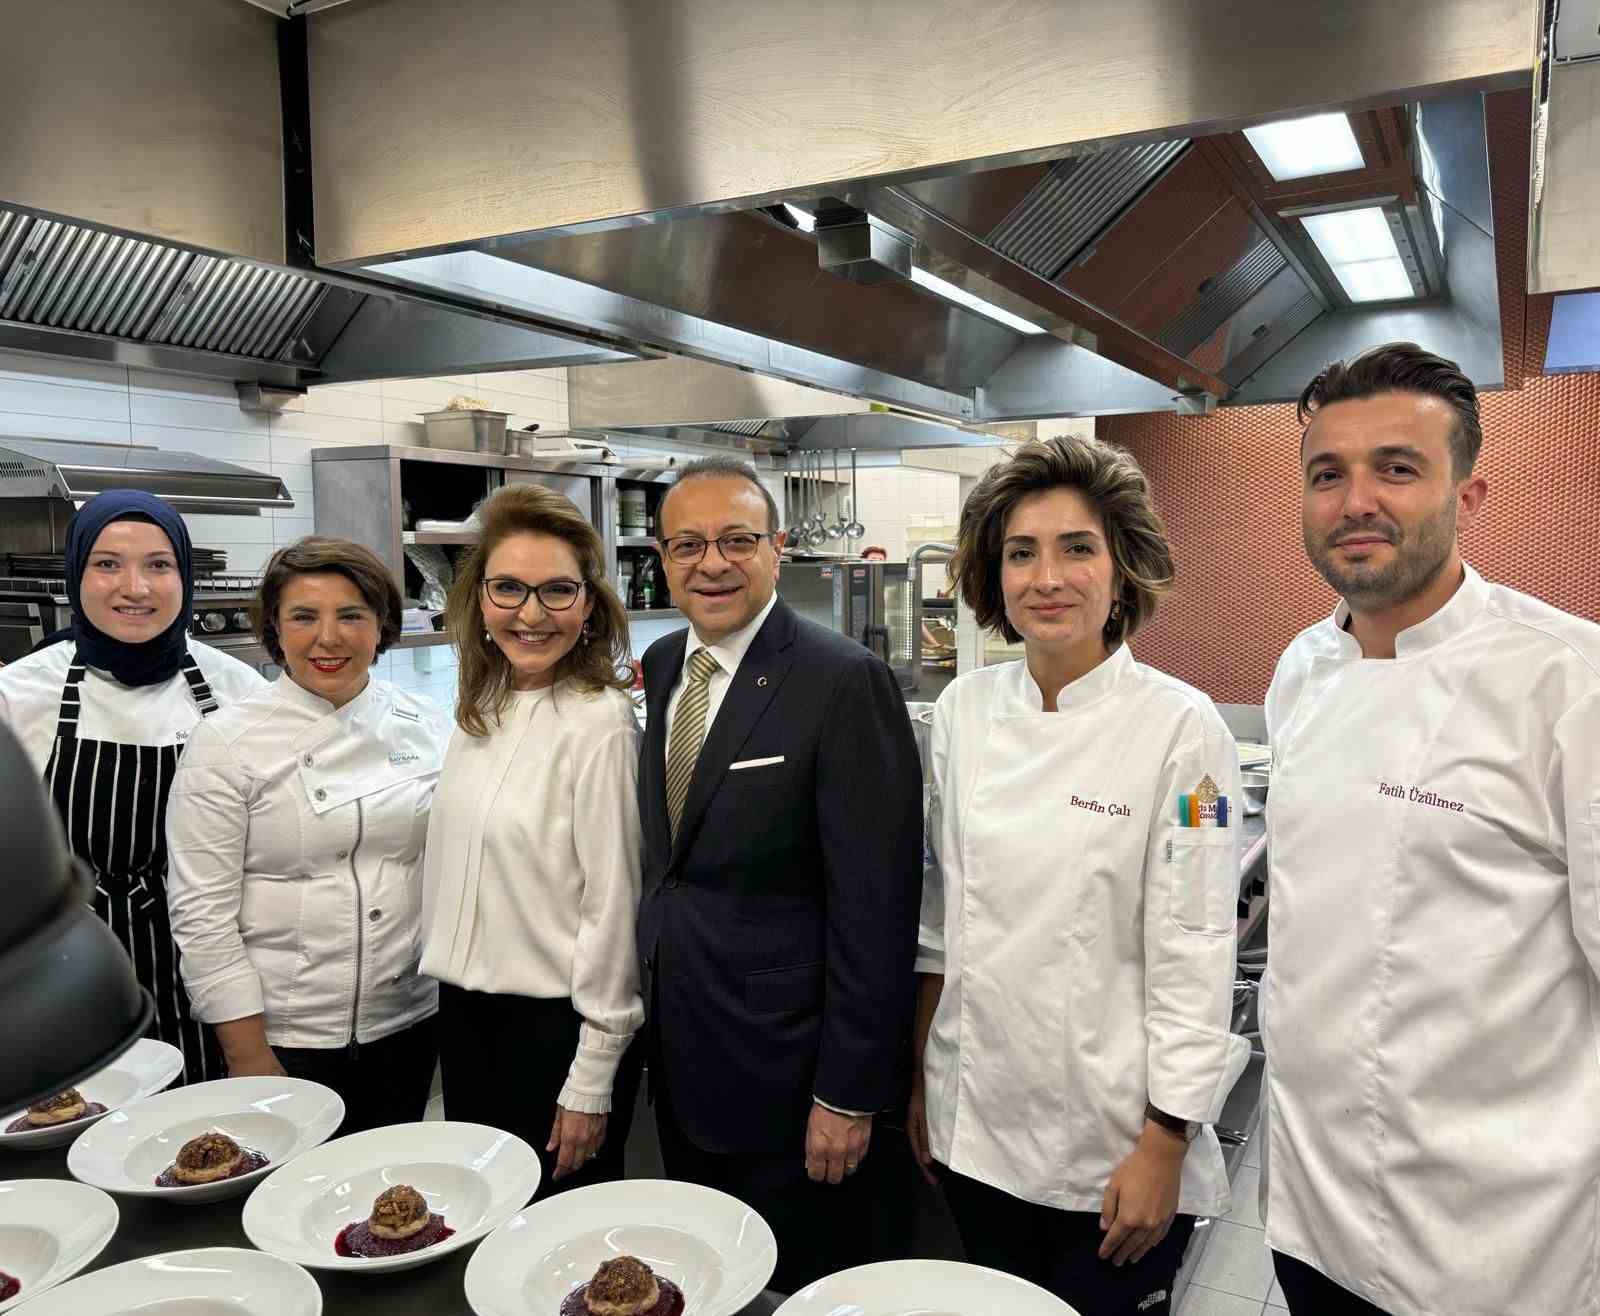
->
[915,696,951,975]
[1142,725,1249,1125]
[559,718,646,1114]
[164,718,266,1024]
[1552,689,1600,983]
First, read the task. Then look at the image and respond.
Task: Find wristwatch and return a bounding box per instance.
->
[1145,1101,1201,1143]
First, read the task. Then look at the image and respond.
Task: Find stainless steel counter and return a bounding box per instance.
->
[3,1145,784,1316]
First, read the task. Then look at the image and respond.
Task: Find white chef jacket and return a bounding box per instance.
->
[919,647,1250,1213]
[165,675,450,1048]
[0,639,264,769]
[420,681,643,1114]
[1262,564,1600,1316]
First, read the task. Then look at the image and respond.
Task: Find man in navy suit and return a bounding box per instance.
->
[637,456,922,1293]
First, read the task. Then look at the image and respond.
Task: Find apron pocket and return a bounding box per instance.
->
[1168,828,1236,936]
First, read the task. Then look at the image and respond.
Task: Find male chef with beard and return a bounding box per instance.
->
[1261,342,1600,1316]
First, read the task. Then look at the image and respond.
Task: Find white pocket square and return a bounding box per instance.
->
[729,755,785,771]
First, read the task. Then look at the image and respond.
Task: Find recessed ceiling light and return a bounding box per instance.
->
[909,266,1048,335]
[1244,113,1365,182]
[1301,207,1417,303]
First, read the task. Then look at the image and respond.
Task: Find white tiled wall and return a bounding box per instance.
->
[0,346,570,710]
[849,466,963,560]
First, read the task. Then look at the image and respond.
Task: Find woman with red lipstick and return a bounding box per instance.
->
[421,484,644,1198]
[164,536,450,1135]
[0,489,265,1085]
[906,437,1249,1316]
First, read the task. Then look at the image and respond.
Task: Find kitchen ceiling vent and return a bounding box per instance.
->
[1156,233,1289,359]
[0,209,326,364]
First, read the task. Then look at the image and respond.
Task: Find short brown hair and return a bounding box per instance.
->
[1298,341,1482,478]
[253,535,402,665]
[950,436,1174,647]
[446,484,631,737]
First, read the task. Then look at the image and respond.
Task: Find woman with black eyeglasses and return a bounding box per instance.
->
[420,484,644,1198]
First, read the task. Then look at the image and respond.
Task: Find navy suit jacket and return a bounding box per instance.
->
[637,598,923,1155]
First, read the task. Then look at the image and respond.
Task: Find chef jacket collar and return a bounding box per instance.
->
[1328,562,1489,659]
[272,669,379,726]
[1011,640,1133,713]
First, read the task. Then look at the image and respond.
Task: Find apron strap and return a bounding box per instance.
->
[53,656,88,740]
[179,652,220,717]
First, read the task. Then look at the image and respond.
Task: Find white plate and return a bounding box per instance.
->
[66,1076,343,1204]
[464,1178,777,1316]
[0,1040,184,1152]
[0,1179,119,1312]
[242,1121,541,1274]
[775,1259,1081,1315]
[13,1246,320,1316]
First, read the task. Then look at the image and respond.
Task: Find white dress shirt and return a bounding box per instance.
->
[919,649,1249,1213]
[662,593,778,748]
[0,640,264,770]
[1262,565,1600,1316]
[421,681,644,1114]
[166,675,451,1048]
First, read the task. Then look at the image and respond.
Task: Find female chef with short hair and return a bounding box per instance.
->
[907,436,1249,1316]
[0,490,265,1084]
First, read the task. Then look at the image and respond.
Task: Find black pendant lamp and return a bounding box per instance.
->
[0,720,152,1111]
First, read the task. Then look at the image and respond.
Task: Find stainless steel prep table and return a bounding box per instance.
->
[5,1146,784,1315]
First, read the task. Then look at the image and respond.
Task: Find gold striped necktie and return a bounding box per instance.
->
[666,647,722,839]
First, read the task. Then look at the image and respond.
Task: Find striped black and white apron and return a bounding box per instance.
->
[43,650,226,1086]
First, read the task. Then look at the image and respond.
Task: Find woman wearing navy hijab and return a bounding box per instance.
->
[0,490,264,1083]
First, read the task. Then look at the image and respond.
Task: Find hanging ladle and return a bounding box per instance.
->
[845,448,867,540]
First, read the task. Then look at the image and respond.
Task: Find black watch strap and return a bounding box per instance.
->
[1145,1101,1199,1142]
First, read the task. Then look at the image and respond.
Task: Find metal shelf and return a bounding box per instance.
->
[394,630,453,649]
[625,608,682,622]
[403,531,477,545]
[616,536,657,549]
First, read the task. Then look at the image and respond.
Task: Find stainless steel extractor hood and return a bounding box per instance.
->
[0,437,295,516]
[309,0,1532,415]
[0,0,644,393]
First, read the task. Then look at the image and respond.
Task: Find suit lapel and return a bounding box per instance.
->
[669,601,798,868]
[645,629,688,866]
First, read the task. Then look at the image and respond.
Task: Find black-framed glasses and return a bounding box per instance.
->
[480,576,586,611]
[659,532,772,565]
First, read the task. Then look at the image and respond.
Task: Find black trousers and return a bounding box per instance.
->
[275,1014,438,1139]
[940,1164,1196,1316]
[653,1065,878,1295]
[436,983,642,1201]
[1274,1251,1392,1315]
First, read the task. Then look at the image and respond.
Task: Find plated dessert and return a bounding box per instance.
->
[155,1132,269,1188]
[0,1269,19,1302]
[561,1256,685,1316]
[334,1185,455,1259]
[5,1088,108,1134]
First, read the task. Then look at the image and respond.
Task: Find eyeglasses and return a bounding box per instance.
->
[480,576,586,611]
[659,532,772,565]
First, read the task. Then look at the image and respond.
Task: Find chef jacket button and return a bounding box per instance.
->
[392,974,402,984]
[303,753,314,767]
[369,908,382,921]
[314,787,327,801]
[337,849,349,860]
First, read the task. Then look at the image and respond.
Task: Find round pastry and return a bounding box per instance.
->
[368,1184,430,1241]
[25,1088,88,1126]
[584,1257,660,1316]
[172,1131,246,1185]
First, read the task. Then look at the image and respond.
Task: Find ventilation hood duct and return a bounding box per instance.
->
[309,0,1530,416]
[0,436,294,516]
[0,0,643,393]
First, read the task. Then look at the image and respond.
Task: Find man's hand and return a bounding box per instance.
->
[804,1104,872,1184]
[1098,1122,1187,1266]
[548,1106,608,1181]
[906,1079,939,1187]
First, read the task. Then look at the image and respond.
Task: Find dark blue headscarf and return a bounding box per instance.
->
[64,490,195,688]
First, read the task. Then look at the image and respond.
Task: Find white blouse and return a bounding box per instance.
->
[421,680,645,1114]
[0,640,265,769]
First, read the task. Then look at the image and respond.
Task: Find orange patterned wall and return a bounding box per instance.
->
[1099,369,1600,704]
